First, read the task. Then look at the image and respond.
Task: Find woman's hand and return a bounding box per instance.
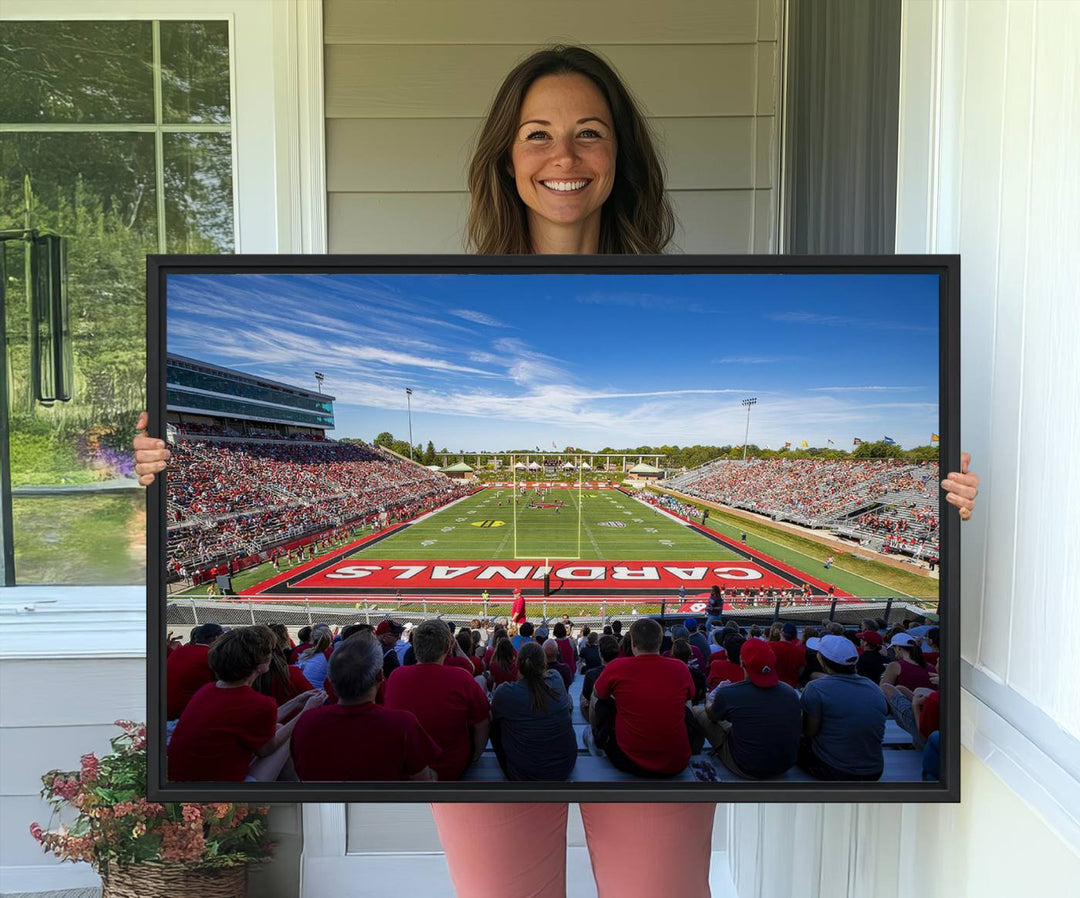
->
[941,451,979,520]
[133,411,170,486]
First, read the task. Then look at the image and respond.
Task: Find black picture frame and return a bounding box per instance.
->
[147,253,960,803]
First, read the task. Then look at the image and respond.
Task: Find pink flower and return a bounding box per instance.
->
[52,778,80,801]
[160,821,206,864]
[181,805,202,824]
[80,753,100,782]
[29,822,44,843]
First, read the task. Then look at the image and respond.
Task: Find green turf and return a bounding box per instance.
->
[358,488,743,562]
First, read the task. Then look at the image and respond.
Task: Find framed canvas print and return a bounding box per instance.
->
[147,254,960,803]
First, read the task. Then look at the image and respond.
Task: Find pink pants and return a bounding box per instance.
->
[431,802,716,898]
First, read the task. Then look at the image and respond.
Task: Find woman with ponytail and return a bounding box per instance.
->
[490,640,577,781]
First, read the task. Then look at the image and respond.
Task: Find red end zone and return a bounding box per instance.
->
[289,558,843,593]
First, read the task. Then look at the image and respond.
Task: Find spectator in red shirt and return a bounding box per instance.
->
[552,622,578,678]
[882,632,937,691]
[166,631,183,659]
[168,626,324,782]
[456,630,485,676]
[589,618,699,777]
[254,625,315,711]
[483,627,509,669]
[384,619,490,781]
[769,623,806,688]
[291,631,439,782]
[663,625,708,670]
[923,627,941,666]
[707,635,747,689]
[166,622,224,721]
[511,588,526,624]
[486,635,519,692]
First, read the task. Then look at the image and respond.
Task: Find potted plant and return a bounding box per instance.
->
[30,720,273,897]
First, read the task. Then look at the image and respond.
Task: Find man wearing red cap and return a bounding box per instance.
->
[693,638,801,779]
[855,630,888,683]
[510,588,526,625]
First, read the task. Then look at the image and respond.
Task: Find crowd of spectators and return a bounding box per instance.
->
[164,610,941,785]
[665,459,939,524]
[165,437,471,574]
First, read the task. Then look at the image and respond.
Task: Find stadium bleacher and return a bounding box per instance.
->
[664,458,940,560]
[166,435,471,579]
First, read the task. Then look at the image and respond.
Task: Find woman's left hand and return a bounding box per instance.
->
[941,451,979,520]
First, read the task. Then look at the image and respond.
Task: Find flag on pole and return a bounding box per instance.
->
[801,440,808,448]
[552,441,557,449]
[827,439,835,445]
[853,438,863,446]
[883,436,897,445]
[931,433,940,443]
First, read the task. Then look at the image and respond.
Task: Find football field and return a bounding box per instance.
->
[360,488,743,562]
[242,487,915,601]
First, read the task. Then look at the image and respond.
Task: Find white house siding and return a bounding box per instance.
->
[729,1,1080,894]
[324,0,781,254]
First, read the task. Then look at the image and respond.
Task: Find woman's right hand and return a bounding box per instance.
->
[133,411,170,486]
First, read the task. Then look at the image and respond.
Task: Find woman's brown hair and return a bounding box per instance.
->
[517,640,560,713]
[492,634,516,669]
[254,624,293,698]
[467,45,675,255]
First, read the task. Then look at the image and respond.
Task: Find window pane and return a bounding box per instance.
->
[0,21,154,124]
[11,493,145,585]
[164,133,235,252]
[2,132,155,584]
[160,20,232,124]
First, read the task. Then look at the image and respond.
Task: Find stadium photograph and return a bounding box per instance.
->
[159,267,945,790]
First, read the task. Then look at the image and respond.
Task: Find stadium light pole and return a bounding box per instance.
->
[406,387,414,461]
[314,371,324,393]
[741,397,757,463]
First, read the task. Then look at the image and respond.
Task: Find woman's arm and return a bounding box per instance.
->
[880,661,900,686]
[277,689,320,722]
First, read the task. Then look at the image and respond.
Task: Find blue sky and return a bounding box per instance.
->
[167,271,941,451]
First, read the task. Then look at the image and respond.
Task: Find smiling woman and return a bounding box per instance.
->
[466,45,673,255]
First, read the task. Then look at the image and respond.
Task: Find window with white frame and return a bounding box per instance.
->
[0,18,234,585]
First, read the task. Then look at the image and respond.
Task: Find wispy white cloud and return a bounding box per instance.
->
[448,308,513,328]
